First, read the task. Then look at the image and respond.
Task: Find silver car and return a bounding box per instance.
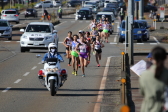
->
[1,9,20,24]
[0,19,13,40]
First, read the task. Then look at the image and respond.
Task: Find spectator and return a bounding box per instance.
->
[139,46,168,112]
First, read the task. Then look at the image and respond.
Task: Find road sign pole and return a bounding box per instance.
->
[128,0,134,65]
[139,0,144,20]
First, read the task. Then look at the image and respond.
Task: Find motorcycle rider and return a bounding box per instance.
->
[42,43,63,63]
[41,43,64,86]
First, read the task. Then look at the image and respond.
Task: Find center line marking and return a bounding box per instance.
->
[150,43,157,45]
[2,87,11,92]
[110,42,117,44]
[14,79,22,83]
[31,66,37,70]
[136,43,144,44]
[23,72,30,76]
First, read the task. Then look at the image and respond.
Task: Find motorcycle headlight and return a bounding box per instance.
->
[46,67,58,72]
[121,31,125,34]
[22,35,28,39]
[45,36,52,40]
[137,31,142,34]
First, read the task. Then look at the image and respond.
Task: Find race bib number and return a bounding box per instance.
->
[79,45,86,52]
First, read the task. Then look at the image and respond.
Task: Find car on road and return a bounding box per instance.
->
[0,19,13,40]
[67,0,82,7]
[75,8,94,20]
[1,9,20,24]
[106,3,120,12]
[53,1,62,7]
[118,20,147,43]
[137,20,151,41]
[25,8,38,18]
[34,1,53,8]
[20,22,58,52]
[84,1,98,8]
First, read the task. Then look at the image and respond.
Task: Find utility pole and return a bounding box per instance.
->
[139,0,144,20]
[127,0,134,65]
[135,1,138,20]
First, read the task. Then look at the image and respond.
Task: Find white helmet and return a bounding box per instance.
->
[59,6,61,9]
[48,43,57,51]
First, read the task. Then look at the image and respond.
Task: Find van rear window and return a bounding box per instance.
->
[5,11,16,14]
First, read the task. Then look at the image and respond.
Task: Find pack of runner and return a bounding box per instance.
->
[63,19,110,77]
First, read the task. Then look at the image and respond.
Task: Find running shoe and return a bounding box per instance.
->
[74,72,78,76]
[97,64,100,67]
[72,71,75,75]
[68,64,71,66]
[82,74,85,77]
[106,40,108,43]
[78,64,81,68]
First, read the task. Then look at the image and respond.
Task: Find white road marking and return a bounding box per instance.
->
[114,22,119,42]
[23,72,30,76]
[136,43,144,44]
[58,42,63,43]
[150,43,157,45]
[14,79,22,83]
[2,87,11,92]
[110,42,117,44]
[93,56,116,112]
[13,24,22,26]
[152,36,160,44]
[54,21,67,27]
[31,66,37,70]
[4,41,11,42]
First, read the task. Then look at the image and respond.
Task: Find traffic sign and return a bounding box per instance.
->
[160,6,165,19]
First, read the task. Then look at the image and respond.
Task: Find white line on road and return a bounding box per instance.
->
[2,87,11,92]
[4,41,11,42]
[31,66,37,70]
[136,43,144,44]
[152,36,160,44]
[110,42,117,44]
[93,56,115,112]
[23,72,30,76]
[150,43,157,45]
[14,79,22,83]
[114,22,119,42]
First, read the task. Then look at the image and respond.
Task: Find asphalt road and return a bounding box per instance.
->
[0,8,168,112]
[0,13,122,112]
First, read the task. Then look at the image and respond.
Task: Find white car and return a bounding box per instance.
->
[53,1,62,7]
[20,22,58,52]
[34,1,53,8]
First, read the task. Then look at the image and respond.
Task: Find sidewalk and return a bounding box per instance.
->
[129,55,168,112]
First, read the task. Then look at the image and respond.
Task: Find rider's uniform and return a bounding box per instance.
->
[42,52,63,62]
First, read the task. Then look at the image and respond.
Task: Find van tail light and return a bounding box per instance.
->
[38,70,44,79]
[3,15,7,17]
[14,15,19,16]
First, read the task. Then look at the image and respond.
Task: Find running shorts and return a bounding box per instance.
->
[71,51,79,57]
[95,49,102,54]
[103,29,108,33]
[79,52,88,59]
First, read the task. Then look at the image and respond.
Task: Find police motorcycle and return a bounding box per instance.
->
[37,43,68,96]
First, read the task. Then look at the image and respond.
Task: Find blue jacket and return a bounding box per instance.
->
[42,52,63,62]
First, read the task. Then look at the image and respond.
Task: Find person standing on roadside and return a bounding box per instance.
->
[44,8,49,20]
[139,46,168,112]
[58,6,62,18]
[119,8,125,22]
